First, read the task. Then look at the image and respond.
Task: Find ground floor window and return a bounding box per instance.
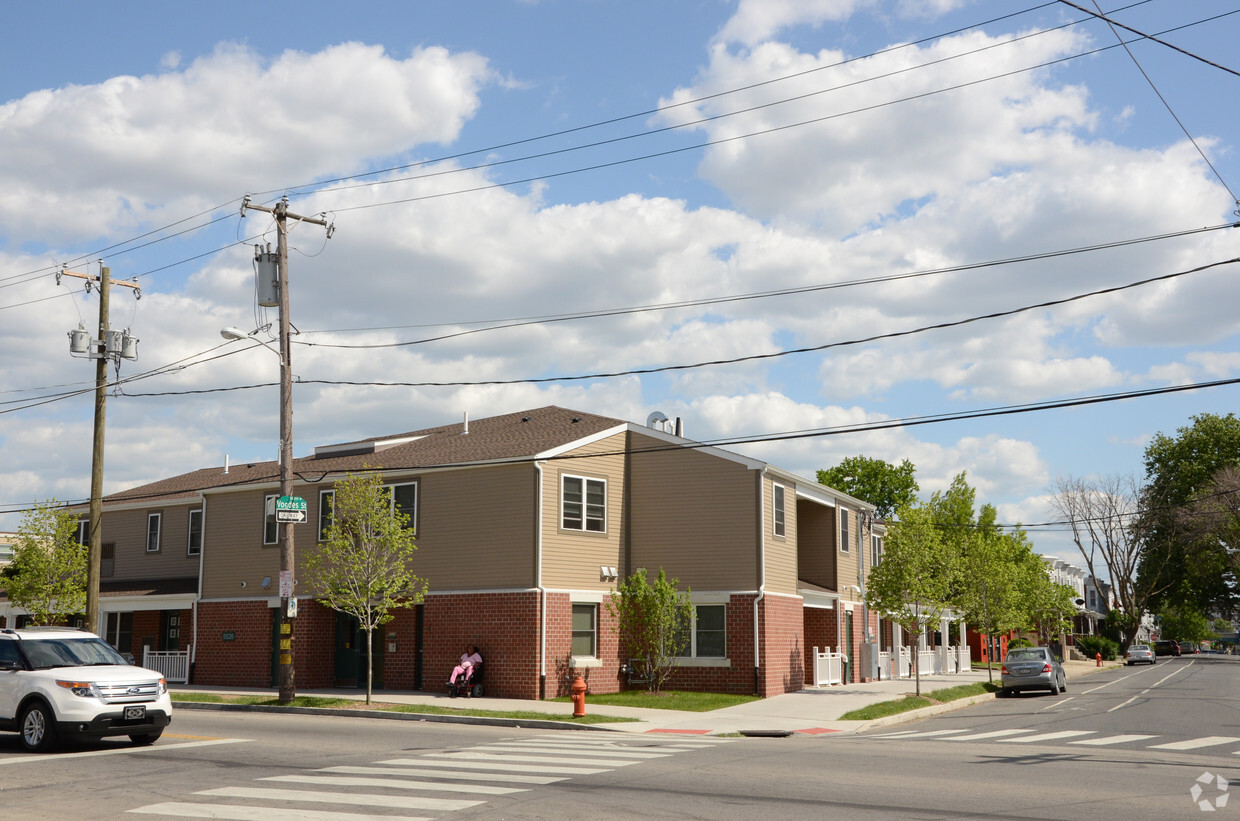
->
[571,603,597,657]
[105,611,133,655]
[676,604,727,658]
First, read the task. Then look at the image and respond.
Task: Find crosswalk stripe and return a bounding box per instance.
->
[428,751,640,767]
[999,731,1096,744]
[943,730,1036,741]
[377,757,609,775]
[470,744,672,758]
[366,763,565,783]
[1068,735,1160,746]
[128,803,430,820]
[1150,736,1240,750]
[364,763,565,783]
[875,729,971,739]
[195,787,481,811]
[262,774,527,794]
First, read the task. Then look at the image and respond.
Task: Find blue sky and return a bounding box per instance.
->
[2,1,1239,570]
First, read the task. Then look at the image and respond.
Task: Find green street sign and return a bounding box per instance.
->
[276,495,307,523]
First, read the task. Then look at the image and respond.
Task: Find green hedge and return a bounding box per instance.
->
[1075,635,1120,661]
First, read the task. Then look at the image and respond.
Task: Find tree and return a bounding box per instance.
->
[865,502,951,696]
[606,568,693,693]
[3,500,86,626]
[1172,463,1240,615]
[1156,605,1210,643]
[305,470,427,704]
[1051,474,1168,650]
[817,456,919,521]
[1139,413,1240,615]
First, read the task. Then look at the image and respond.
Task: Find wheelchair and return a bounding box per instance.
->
[447,658,484,698]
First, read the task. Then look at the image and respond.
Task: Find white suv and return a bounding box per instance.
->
[0,627,173,752]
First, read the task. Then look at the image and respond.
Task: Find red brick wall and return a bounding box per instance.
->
[803,607,835,684]
[423,591,542,699]
[758,594,803,696]
[193,601,275,686]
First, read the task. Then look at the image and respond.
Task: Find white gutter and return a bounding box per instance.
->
[535,460,548,698]
[193,492,206,671]
[754,471,766,676]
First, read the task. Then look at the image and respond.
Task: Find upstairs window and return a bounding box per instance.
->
[871,534,883,567]
[318,489,335,542]
[187,509,203,556]
[146,513,162,553]
[389,482,417,533]
[773,484,786,537]
[840,509,850,553]
[76,520,89,546]
[264,494,279,545]
[562,475,606,532]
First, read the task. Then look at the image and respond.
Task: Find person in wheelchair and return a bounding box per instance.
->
[447,645,482,696]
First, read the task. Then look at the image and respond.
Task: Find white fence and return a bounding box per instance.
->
[812,646,845,686]
[143,646,191,683]
[957,645,972,672]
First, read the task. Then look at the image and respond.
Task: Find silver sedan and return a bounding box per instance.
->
[1125,644,1156,665]
[999,647,1066,696]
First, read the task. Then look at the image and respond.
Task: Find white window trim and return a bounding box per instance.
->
[187,508,203,556]
[561,474,607,534]
[773,483,786,538]
[571,601,598,659]
[388,481,417,534]
[839,508,850,553]
[675,602,727,660]
[146,512,162,553]
[317,489,335,542]
[264,494,279,545]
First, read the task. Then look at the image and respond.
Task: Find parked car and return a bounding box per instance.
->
[0,627,172,752]
[1125,644,1156,665]
[999,647,1067,697]
[1178,641,1199,655]
[1153,639,1181,657]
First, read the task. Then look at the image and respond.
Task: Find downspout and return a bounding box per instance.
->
[192,492,206,682]
[535,460,547,700]
[753,470,766,696]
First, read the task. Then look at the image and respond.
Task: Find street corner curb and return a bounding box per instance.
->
[853,692,996,733]
[172,700,622,732]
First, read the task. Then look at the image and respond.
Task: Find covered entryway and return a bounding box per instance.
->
[334,612,384,689]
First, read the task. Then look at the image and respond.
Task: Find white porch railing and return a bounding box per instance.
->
[812,646,845,686]
[877,650,891,679]
[143,645,191,683]
[896,647,911,678]
[956,645,972,672]
[918,649,936,676]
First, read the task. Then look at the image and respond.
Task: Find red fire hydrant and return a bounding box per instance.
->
[1096,652,1102,667]
[571,674,587,717]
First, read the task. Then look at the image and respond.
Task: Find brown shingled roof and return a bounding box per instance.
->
[105,406,626,506]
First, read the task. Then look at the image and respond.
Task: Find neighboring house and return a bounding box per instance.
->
[0,406,896,699]
[0,532,14,567]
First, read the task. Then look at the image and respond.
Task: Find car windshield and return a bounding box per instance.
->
[22,637,130,670]
[1005,649,1046,662]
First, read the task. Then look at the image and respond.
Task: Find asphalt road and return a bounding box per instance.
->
[1,656,1236,819]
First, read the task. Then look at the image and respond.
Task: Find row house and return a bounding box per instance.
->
[2,406,896,698]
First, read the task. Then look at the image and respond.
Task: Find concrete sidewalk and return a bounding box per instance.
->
[171,659,1120,737]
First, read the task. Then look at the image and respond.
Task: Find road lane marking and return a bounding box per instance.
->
[1040,698,1071,711]
[377,757,609,775]
[1068,735,1159,746]
[944,729,1037,741]
[0,737,248,765]
[1106,689,1151,713]
[129,803,430,820]
[999,731,1096,744]
[369,763,566,783]
[428,751,641,767]
[262,774,527,794]
[469,743,672,758]
[872,729,971,739]
[195,787,482,811]
[1149,736,1240,751]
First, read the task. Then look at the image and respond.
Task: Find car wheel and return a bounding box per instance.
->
[129,730,163,746]
[1059,677,1067,693]
[1050,679,1061,695]
[19,700,58,753]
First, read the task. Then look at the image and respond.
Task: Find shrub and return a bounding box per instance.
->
[1009,637,1033,649]
[1076,635,1120,660]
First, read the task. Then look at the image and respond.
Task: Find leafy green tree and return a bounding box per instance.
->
[305,470,427,704]
[817,456,919,521]
[865,502,951,696]
[1139,413,1240,615]
[606,568,693,693]
[1156,605,1210,643]
[3,500,86,626]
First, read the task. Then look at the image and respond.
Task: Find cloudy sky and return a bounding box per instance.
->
[2,1,1239,568]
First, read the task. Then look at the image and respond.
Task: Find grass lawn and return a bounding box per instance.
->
[169,692,639,723]
[549,689,760,712]
[839,681,1000,721]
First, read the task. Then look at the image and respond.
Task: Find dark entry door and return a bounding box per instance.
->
[334,613,384,689]
[161,611,180,650]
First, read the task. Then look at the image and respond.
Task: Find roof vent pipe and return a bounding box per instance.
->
[224,455,230,475]
[675,417,683,437]
[463,411,469,435]
[647,411,669,430]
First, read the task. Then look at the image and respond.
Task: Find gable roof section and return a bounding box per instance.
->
[104,406,626,506]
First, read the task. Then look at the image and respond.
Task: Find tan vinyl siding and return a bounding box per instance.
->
[541,433,625,590]
[201,464,539,599]
[836,506,861,593]
[763,476,797,595]
[627,433,758,590]
[796,499,837,590]
[100,505,202,580]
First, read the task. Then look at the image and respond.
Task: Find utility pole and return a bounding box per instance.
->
[239,195,332,704]
[62,264,140,636]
